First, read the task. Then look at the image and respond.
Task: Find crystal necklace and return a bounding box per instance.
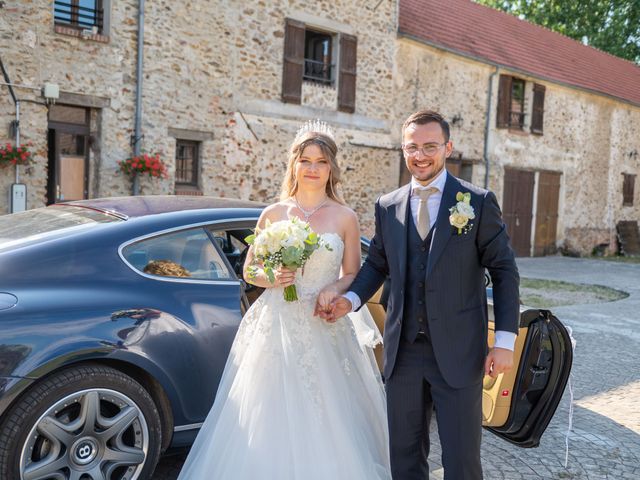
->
[293,195,329,221]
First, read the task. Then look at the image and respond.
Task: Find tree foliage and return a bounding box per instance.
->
[476,0,640,63]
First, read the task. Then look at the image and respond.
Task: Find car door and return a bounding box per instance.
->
[205,221,266,312]
[360,239,573,448]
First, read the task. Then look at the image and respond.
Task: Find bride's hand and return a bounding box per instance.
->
[315,286,339,317]
[273,266,296,288]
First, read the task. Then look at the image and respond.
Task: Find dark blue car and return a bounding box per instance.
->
[0,196,572,480]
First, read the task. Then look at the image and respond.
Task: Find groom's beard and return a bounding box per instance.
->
[410,162,446,185]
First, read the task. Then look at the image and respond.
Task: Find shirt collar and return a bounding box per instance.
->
[410,168,447,195]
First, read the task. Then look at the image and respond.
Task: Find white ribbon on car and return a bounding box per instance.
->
[564,325,577,468]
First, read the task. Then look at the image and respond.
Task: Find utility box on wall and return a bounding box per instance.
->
[10,183,26,213]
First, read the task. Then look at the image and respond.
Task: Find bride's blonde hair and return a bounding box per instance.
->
[280,131,345,204]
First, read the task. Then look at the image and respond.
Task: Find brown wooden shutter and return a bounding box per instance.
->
[281,19,305,104]
[531,83,546,134]
[623,174,636,206]
[496,74,512,128]
[338,34,357,113]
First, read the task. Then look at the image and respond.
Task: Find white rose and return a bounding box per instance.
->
[456,201,475,219]
[450,212,469,229]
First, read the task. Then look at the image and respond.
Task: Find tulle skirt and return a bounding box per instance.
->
[177,289,391,479]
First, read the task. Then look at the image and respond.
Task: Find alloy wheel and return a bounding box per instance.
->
[20,388,149,480]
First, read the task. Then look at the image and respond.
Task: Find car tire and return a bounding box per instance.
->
[0,364,162,480]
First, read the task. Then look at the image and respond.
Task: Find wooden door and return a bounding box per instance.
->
[503,168,535,257]
[534,171,561,256]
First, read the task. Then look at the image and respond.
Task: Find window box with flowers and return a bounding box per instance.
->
[118,152,168,179]
[0,143,33,169]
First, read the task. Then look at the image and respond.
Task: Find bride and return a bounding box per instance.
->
[177,121,391,479]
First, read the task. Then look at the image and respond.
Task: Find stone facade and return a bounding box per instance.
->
[1,1,638,254]
[0,0,399,237]
[394,38,640,255]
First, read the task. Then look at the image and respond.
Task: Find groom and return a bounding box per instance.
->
[327,110,520,479]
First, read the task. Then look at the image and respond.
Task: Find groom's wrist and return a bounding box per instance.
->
[493,331,516,351]
[342,291,361,312]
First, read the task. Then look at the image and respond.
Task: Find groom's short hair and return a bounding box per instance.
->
[402,110,450,143]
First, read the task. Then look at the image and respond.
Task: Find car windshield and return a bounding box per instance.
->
[0,206,122,250]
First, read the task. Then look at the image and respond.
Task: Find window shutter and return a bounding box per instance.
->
[531,83,546,134]
[281,19,305,104]
[496,74,512,128]
[338,34,357,113]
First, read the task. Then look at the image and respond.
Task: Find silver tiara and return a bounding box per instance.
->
[294,119,335,142]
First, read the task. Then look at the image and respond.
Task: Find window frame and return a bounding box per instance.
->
[302,28,335,86]
[118,223,250,285]
[175,139,200,189]
[623,173,636,206]
[509,78,526,130]
[53,0,105,33]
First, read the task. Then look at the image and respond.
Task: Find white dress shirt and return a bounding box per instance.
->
[344,168,516,351]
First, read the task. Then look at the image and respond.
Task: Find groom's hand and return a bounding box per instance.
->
[324,296,353,323]
[484,347,514,378]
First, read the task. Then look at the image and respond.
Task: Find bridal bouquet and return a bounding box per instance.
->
[245,217,329,301]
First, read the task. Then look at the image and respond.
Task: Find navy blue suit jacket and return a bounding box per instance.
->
[350,174,520,387]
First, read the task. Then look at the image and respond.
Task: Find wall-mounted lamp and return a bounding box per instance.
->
[42,82,59,104]
[628,149,638,160]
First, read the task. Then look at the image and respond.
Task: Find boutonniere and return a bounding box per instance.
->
[449,192,476,234]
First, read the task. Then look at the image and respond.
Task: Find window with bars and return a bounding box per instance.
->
[623,173,636,206]
[54,0,104,32]
[175,140,199,188]
[497,75,546,134]
[281,18,357,113]
[303,30,333,85]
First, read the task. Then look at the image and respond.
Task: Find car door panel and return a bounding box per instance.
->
[487,309,573,447]
[365,280,572,447]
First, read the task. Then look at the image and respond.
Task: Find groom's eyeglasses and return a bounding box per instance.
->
[402,143,446,157]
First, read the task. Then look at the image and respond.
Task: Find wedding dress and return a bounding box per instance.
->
[177,232,391,479]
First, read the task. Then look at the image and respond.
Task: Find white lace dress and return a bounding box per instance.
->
[177,233,391,479]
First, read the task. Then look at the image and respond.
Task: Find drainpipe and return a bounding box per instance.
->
[132,0,145,195]
[483,66,499,189]
[0,57,19,184]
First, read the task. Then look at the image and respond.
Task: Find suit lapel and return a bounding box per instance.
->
[392,184,411,279]
[426,174,459,279]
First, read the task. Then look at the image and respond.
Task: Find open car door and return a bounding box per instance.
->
[363,265,573,448]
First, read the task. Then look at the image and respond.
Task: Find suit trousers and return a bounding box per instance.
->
[385,334,483,480]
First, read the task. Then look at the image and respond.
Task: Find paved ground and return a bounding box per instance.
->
[152,257,640,479]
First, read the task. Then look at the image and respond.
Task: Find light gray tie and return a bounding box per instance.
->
[414,187,438,240]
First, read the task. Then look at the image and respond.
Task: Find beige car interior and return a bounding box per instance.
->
[366,285,527,428]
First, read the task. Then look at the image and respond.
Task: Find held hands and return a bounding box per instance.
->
[484,347,514,378]
[315,295,353,323]
[315,286,339,317]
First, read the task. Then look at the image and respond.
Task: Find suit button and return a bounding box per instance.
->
[418,300,424,305]
[418,264,425,270]
[420,246,426,252]
[418,317,424,323]
[418,282,424,288]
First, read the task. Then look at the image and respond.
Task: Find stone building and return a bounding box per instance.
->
[1,0,639,255]
[397,0,640,256]
[0,0,399,235]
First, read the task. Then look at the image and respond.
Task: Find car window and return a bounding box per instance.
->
[207,228,252,276]
[122,228,233,280]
